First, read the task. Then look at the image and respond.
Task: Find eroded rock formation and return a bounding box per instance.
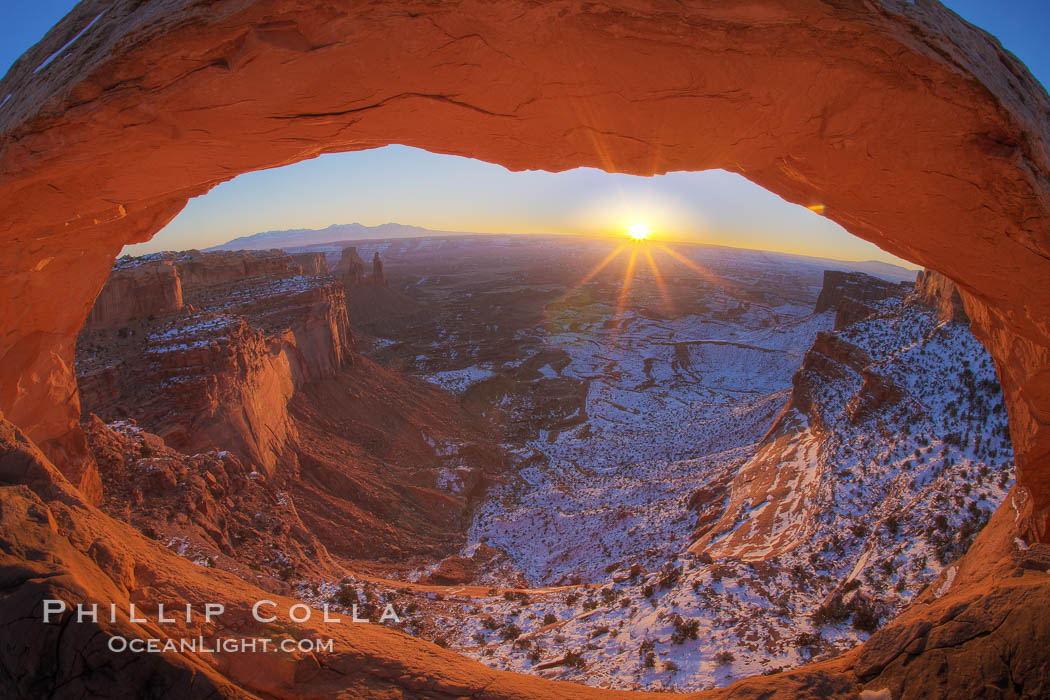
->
[292,251,329,275]
[84,259,184,329]
[914,268,969,324]
[173,249,299,289]
[814,270,912,330]
[334,246,366,286]
[372,251,386,286]
[77,252,354,474]
[76,250,504,565]
[2,0,1050,697]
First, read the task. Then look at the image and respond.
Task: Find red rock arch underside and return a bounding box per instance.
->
[2,1,1050,698]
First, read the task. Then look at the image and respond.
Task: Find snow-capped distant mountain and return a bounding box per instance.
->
[205,222,476,251]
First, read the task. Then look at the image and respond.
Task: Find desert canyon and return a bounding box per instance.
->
[2,1,1050,699]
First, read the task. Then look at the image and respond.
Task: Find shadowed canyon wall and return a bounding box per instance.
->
[2,0,1050,696]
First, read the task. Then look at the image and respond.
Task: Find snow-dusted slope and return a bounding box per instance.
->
[456,307,831,586]
[414,289,1012,691]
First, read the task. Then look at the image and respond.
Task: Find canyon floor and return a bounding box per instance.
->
[75,234,1014,692]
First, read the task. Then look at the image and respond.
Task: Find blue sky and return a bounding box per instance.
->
[3,2,1047,264]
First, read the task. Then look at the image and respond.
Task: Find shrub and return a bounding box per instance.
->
[671,616,700,645]
[851,599,880,633]
[543,613,557,625]
[564,650,586,669]
[501,623,522,641]
[658,566,682,589]
[332,584,359,609]
[714,650,735,665]
[812,596,850,626]
[885,515,899,536]
[794,631,821,648]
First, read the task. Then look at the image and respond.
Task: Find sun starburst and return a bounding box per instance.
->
[627,222,650,240]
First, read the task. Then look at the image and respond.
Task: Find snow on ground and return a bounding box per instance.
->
[409,293,1014,691]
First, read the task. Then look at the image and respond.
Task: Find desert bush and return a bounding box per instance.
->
[885,515,899,536]
[658,566,682,589]
[332,584,359,608]
[812,596,850,626]
[851,599,880,633]
[794,631,821,648]
[671,616,700,645]
[564,650,586,669]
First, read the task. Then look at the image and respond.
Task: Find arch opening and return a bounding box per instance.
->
[67,146,1017,690]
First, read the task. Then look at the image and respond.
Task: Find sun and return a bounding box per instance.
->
[626,222,651,240]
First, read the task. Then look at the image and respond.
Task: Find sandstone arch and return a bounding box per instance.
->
[2,0,1050,696]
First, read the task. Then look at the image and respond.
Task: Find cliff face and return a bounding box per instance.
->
[76,249,502,562]
[292,251,329,275]
[173,249,301,292]
[914,268,969,323]
[691,278,1012,568]
[84,260,183,329]
[334,246,366,285]
[77,255,354,476]
[813,270,912,330]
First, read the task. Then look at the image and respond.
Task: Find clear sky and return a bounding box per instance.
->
[4,2,1048,264]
